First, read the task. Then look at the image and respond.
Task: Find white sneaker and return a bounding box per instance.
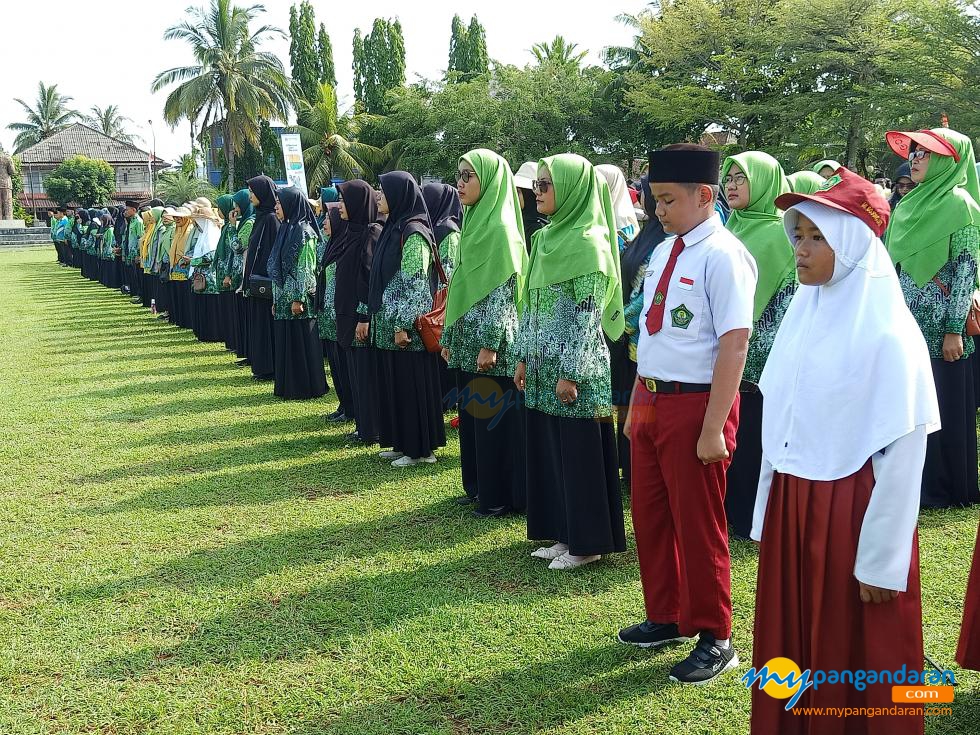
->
[548,553,601,571]
[379,450,404,460]
[391,455,419,468]
[531,544,567,561]
[419,454,437,464]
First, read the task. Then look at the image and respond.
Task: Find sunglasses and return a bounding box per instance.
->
[908,150,930,162]
[532,179,553,194]
[722,174,748,187]
[455,170,478,183]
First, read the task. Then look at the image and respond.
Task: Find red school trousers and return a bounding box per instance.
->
[630,383,739,640]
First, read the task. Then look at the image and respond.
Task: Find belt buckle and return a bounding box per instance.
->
[644,377,657,393]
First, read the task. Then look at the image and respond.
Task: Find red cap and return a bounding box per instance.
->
[885,129,960,162]
[774,167,891,237]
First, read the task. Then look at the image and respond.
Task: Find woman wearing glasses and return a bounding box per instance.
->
[885,128,980,508]
[719,152,797,539]
[514,154,627,570]
[889,163,916,210]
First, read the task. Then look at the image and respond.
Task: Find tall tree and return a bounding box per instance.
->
[7,82,79,153]
[530,36,588,69]
[318,23,336,86]
[447,15,468,76]
[152,0,294,190]
[289,1,320,104]
[463,16,489,78]
[83,105,138,144]
[355,18,407,114]
[352,29,366,107]
[43,156,115,207]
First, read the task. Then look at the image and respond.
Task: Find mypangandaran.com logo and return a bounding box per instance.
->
[742,657,957,711]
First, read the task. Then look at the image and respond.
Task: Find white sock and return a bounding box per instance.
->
[565,554,600,563]
[549,543,569,553]
[714,638,730,649]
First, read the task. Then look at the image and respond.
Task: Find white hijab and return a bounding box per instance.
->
[758,201,939,481]
[595,164,639,234]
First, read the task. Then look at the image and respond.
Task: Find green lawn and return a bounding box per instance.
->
[0,247,977,734]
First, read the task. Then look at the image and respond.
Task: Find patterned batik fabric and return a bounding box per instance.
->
[439,231,461,282]
[272,233,318,320]
[371,233,434,352]
[743,275,798,384]
[514,271,613,419]
[229,219,252,292]
[442,275,519,377]
[317,261,338,341]
[623,248,655,363]
[900,225,980,360]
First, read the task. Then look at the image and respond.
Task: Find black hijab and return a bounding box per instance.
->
[314,204,345,311]
[367,171,436,315]
[889,162,914,210]
[268,185,320,287]
[422,182,462,245]
[244,175,279,280]
[332,179,383,347]
[113,205,127,244]
[518,187,547,252]
[620,175,667,295]
[72,208,87,240]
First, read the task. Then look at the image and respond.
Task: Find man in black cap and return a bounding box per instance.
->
[618,143,758,685]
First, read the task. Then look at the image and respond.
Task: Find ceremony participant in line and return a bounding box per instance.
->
[214,194,239,353]
[113,205,129,294]
[187,199,224,343]
[99,208,121,290]
[786,170,824,195]
[244,175,280,381]
[52,208,69,266]
[85,208,103,282]
[750,169,938,735]
[812,159,843,178]
[721,151,797,540]
[138,207,159,309]
[47,209,58,261]
[317,205,354,421]
[514,153,627,569]
[335,179,383,445]
[230,188,254,364]
[67,207,83,269]
[368,171,446,467]
[442,149,528,517]
[885,128,980,508]
[616,174,667,485]
[889,162,916,210]
[123,201,144,303]
[268,185,329,400]
[596,164,640,247]
[618,144,757,684]
[148,207,171,315]
[166,205,194,328]
[513,161,548,250]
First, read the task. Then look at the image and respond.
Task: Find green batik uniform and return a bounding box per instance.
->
[442,275,519,376]
[318,259,338,341]
[371,232,433,351]
[272,230,318,320]
[439,231,460,282]
[515,272,613,419]
[230,218,252,291]
[100,229,115,260]
[743,275,798,383]
[126,217,144,265]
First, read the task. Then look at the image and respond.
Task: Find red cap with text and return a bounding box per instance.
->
[774,166,890,237]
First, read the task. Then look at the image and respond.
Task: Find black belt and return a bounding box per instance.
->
[639,377,712,394]
[739,380,760,394]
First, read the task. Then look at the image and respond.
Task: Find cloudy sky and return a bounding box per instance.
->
[1,0,649,164]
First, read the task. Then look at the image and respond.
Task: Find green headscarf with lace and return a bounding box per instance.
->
[525,153,624,340]
[214,194,235,265]
[444,149,528,330]
[885,128,980,286]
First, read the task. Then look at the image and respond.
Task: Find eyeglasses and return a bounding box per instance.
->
[908,150,930,163]
[455,170,478,183]
[532,179,553,194]
[723,174,748,187]
[896,182,915,191]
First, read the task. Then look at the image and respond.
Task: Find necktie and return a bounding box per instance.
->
[645,237,685,335]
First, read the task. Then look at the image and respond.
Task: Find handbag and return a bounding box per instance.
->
[249,274,274,299]
[414,237,450,353]
[932,277,980,337]
[191,271,207,294]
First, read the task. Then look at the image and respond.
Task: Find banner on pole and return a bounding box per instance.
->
[280,133,309,196]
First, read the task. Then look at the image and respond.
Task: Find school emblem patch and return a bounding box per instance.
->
[670,304,693,329]
[653,292,665,306]
[820,174,843,191]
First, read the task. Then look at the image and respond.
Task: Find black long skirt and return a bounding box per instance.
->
[324,339,355,417]
[724,389,764,540]
[973,336,980,409]
[129,263,142,299]
[375,349,447,459]
[922,356,980,508]
[247,297,275,379]
[192,293,224,343]
[141,273,155,308]
[454,370,478,499]
[79,252,89,279]
[525,408,626,557]
[272,318,329,400]
[220,291,238,352]
[348,345,379,442]
[459,371,527,513]
[103,258,122,289]
[234,293,248,359]
[609,338,636,484]
[439,360,456,412]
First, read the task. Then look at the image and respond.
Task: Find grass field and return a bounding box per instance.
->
[0,247,978,734]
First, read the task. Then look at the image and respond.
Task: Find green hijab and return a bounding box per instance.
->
[214,194,235,263]
[812,160,842,176]
[722,151,795,321]
[886,128,980,286]
[233,188,254,222]
[525,153,624,340]
[787,170,826,195]
[444,149,528,330]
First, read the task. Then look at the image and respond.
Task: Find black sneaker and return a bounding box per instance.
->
[618,621,693,648]
[473,506,510,518]
[668,635,739,685]
[456,495,476,506]
[235,358,250,367]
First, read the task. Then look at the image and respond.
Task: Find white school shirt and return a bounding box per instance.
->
[636,214,758,384]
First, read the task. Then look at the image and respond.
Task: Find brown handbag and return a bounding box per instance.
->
[932,277,980,337]
[191,271,207,294]
[415,238,450,353]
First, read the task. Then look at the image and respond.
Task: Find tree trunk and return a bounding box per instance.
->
[845,106,862,171]
[224,120,235,190]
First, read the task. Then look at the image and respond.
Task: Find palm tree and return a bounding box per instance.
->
[7,82,79,153]
[530,37,589,69]
[293,83,385,188]
[156,170,220,205]
[83,105,138,144]
[151,0,294,188]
